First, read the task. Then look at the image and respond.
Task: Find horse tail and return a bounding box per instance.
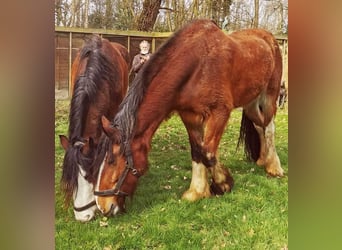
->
[237,110,260,162]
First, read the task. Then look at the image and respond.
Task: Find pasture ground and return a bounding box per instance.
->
[55,99,288,250]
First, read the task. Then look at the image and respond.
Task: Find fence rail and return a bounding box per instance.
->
[55,26,288,97]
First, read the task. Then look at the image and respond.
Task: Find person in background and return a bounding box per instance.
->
[131,40,152,76]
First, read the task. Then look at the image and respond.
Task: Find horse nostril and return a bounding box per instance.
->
[103,204,114,217]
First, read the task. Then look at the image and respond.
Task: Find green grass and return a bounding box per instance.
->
[55,100,288,250]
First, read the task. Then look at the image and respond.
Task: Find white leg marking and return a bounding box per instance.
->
[182,161,211,201]
[255,118,283,176]
[189,161,208,192]
[264,119,284,176]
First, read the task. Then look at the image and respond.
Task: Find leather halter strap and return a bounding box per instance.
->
[94,155,141,197]
[73,200,96,212]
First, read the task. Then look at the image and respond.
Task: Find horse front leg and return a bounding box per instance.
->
[180,112,211,201]
[180,109,234,201]
[182,161,211,201]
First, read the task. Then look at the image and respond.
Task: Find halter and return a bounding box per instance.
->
[94,154,141,197]
[72,138,96,212]
[73,200,96,212]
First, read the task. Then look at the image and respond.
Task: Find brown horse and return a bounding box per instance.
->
[59,35,129,221]
[93,19,284,216]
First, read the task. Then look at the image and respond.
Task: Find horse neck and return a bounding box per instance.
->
[82,104,104,142]
[69,80,107,147]
[128,61,196,172]
[128,88,173,173]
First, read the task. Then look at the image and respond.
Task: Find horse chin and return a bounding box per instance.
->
[103,203,122,217]
[112,204,121,216]
[74,208,96,222]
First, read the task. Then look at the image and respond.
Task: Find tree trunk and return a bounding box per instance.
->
[84,0,89,28]
[253,0,259,28]
[137,0,162,31]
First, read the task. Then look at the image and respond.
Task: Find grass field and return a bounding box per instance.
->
[55,99,288,250]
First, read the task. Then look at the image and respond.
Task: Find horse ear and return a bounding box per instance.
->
[102,115,115,135]
[59,135,69,151]
[101,116,121,143]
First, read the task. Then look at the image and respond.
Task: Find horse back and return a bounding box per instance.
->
[222,29,282,107]
[169,26,282,110]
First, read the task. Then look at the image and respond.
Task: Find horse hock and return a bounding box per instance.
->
[254,119,284,177]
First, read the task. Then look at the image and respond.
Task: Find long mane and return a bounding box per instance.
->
[61,35,120,203]
[112,20,218,151]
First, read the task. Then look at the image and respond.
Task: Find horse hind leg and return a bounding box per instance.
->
[254,117,284,176]
[242,95,284,177]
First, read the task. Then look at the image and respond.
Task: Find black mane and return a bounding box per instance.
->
[61,35,119,204]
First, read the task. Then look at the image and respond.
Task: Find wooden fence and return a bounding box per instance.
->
[55,26,288,97]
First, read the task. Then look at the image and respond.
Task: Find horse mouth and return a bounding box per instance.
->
[103,204,114,217]
[103,204,120,217]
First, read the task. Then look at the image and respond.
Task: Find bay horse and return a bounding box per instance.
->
[93,19,284,216]
[59,35,129,221]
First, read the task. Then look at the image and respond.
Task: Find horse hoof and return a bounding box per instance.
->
[256,158,265,166]
[266,167,284,177]
[210,182,225,195]
[210,176,234,195]
[182,188,210,201]
[265,156,284,177]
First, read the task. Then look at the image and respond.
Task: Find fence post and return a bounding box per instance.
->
[151,37,156,53]
[127,36,130,53]
[68,32,72,97]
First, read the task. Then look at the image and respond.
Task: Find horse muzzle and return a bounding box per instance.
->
[100,203,121,217]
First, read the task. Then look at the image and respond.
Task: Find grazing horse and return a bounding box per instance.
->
[59,35,129,221]
[93,19,284,216]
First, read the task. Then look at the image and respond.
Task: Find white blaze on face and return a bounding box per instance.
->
[94,153,123,216]
[73,165,96,222]
[94,155,106,207]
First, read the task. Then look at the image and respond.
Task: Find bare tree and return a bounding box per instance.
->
[253,0,259,28]
[55,0,72,26]
[104,0,114,29]
[137,0,162,31]
[70,0,81,27]
[54,0,288,34]
[84,0,89,28]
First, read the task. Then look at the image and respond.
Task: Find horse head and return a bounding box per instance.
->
[59,135,97,222]
[94,116,141,216]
